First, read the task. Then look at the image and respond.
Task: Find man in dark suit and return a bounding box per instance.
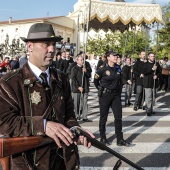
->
[71,54,92,122]
[121,57,133,106]
[54,52,64,71]
[0,23,94,170]
[143,52,161,116]
[133,51,147,111]
[63,51,74,75]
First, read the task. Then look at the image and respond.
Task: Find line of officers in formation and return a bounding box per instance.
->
[48,49,164,147]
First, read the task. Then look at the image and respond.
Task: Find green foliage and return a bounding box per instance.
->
[86,30,150,59]
[152,2,170,59]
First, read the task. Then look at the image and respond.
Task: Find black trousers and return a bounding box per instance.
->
[99,92,123,141]
[159,74,169,90]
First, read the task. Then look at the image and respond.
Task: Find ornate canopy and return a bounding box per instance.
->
[89,1,162,30]
[86,0,162,31]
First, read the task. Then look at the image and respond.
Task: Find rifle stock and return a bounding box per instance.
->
[0,157,9,170]
[0,136,54,158]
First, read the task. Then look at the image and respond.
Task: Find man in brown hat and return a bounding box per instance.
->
[0,23,94,170]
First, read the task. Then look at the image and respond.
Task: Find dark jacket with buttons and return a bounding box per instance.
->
[71,64,91,93]
[121,65,132,85]
[94,63,121,90]
[143,61,161,88]
[0,62,79,170]
[133,59,145,86]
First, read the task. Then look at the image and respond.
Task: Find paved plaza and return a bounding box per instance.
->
[78,83,170,170]
[1,83,170,169]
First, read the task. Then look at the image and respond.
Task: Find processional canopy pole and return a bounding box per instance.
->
[78,0,91,119]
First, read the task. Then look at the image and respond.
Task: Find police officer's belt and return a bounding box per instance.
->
[103,88,118,94]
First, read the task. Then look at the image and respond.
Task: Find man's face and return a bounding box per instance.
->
[76,56,84,66]
[102,55,106,61]
[107,54,117,64]
[93,55,97,59]
[126,58,131,65]
[28,40,56,70]
[61,52,66,58]
[117,57,121,64]
[165,59,168,63]
[66,52,70,59]
[5,58,10,63]
[149,54,155,62]
[140,52,146,60]
[57,55,61,60]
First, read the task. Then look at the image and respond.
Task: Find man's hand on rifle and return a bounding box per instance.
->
[74,129,95,148]
[45,122,95,149]
[46,121,74,148]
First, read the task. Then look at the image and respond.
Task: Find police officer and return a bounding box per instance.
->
[94,50,131,147]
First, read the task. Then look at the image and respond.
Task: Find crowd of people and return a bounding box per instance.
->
[0,51,28,76]
[0,22,170,169]
[0,46,169,120]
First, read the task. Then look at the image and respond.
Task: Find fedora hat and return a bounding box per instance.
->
[20,23,63,42]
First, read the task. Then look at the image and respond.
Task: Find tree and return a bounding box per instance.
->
[152,2,170,59]
[86,29,150,59]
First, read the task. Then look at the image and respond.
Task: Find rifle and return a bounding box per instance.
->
[1,127,144,170]
[71,127,144,170]
[0,136,53,170]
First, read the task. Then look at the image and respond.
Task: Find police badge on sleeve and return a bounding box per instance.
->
[105,70,110,76]
[30,91,41,105]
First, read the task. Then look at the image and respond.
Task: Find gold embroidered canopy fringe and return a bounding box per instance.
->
[82,1,162,32]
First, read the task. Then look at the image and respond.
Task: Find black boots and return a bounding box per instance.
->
[100,138,111,146]
[117,139,132,147]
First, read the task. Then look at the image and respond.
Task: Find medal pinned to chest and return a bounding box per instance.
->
[30,90,41,105]
[105,70,111,76]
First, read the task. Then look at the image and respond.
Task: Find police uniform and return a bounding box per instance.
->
[94,62,130,146]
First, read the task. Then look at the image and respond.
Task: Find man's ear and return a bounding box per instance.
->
[27,41,33,52]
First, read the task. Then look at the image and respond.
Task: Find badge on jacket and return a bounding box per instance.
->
[105,70,110,76]
[30,91,41,105]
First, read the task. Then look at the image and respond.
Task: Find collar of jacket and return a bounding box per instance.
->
[22,62,60,88]
[148,60,154,63]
